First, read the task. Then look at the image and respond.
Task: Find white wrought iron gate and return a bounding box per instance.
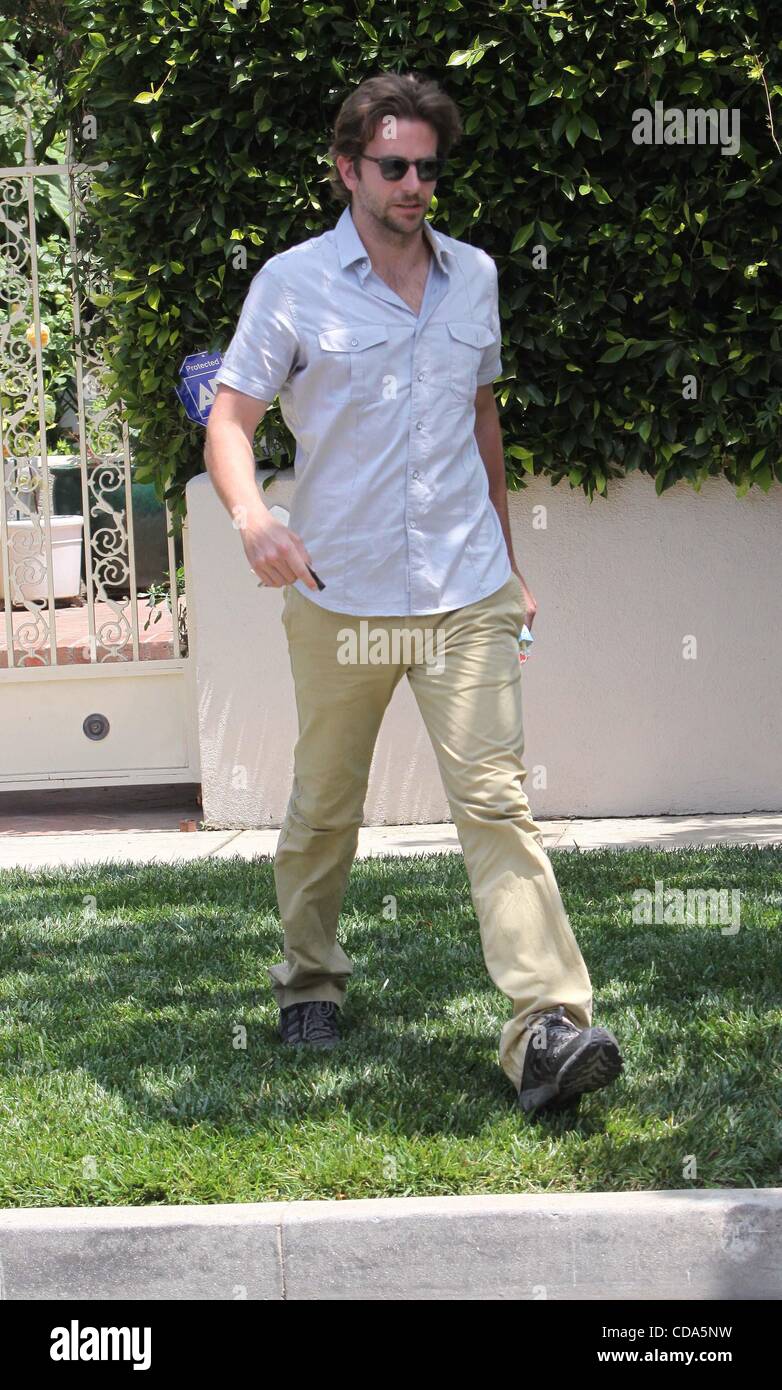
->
[0,122,199,790]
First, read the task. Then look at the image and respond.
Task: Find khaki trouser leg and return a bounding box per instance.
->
[271,586,405,1010]
[406,576,593,1093]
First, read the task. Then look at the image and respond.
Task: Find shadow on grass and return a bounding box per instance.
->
[0,847,780,1151]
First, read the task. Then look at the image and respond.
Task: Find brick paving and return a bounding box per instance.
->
[0,596,175,666]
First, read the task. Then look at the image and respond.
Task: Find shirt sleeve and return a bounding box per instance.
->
[476,261,503,386]
[213,267,300,402]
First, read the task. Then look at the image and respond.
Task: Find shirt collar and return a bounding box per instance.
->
[335,203,451,280]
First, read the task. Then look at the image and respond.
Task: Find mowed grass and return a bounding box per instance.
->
[0,845,779,1207]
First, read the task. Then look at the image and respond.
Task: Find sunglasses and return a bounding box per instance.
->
[357,154,445,182]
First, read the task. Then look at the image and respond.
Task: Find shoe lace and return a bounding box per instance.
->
[530,1005,579,1047]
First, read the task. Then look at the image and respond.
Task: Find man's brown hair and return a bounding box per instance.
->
[326,71,463,206]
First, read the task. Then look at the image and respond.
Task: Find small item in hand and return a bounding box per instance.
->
[517,622,534,664]
[257,564,324,590]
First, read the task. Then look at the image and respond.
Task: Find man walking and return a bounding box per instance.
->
[205,71,623,1118]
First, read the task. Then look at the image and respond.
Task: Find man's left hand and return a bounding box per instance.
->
[512,567,537,630]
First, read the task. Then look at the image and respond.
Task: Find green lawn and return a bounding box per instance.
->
[0,845,779,1206]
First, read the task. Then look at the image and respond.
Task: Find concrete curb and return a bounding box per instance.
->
[1,1188,780,1300]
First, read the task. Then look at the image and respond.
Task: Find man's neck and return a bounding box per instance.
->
[349,203,430,278]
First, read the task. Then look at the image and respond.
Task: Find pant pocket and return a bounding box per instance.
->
[504,577,527,628]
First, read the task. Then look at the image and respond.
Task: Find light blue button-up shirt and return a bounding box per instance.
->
[214,205,511,615]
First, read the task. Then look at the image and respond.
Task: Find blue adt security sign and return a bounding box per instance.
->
[175,351,223,425]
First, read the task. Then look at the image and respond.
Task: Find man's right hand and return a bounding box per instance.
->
[240,510,318,589]
[204,385,318,590]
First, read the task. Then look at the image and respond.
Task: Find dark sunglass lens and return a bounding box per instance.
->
[418,159,442,180]
[381,159,408,180]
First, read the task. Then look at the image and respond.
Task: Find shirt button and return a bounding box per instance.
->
[350,338,358,346]
[416,421,423,430]
[417,372,425,381]
[412,470,420,479]
[361,260,369,269]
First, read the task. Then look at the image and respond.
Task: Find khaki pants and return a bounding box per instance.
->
[271,574,593,1092]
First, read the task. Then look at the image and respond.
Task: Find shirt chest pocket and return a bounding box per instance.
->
[447,321,496,399]
[316,324,392,404]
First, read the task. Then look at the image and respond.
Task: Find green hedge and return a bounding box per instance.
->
[36,0,782,510]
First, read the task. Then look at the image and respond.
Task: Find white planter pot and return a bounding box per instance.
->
[0,515,84,605]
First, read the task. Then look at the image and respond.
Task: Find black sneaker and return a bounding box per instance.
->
[278,1000,341,1049]
[517,1005,623,1118]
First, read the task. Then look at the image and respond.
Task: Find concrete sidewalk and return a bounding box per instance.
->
[1,1189,779,1300]
[1,811,781,870]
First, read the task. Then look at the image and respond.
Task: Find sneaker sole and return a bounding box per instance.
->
[518,1027,624,1117]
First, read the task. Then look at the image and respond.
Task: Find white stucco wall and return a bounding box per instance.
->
[185,466,782,827]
